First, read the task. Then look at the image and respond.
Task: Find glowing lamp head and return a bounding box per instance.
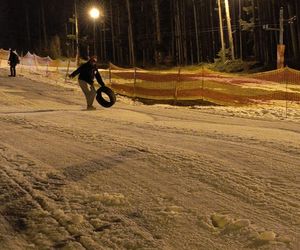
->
[89,8,100,19]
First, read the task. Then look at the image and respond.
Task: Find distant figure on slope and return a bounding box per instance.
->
[8,48,20,77]
[69,56,105,110]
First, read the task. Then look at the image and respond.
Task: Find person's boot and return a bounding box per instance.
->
[87,105,96,110]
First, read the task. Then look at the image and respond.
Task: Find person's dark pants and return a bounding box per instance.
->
[10,64,16,77]
[78,79,96,108]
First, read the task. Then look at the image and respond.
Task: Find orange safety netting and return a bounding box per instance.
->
[0,49,77,72]
[108,65,300,106]
[1,49,300,107]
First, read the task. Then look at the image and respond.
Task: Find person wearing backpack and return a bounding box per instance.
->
[8,48,20,77]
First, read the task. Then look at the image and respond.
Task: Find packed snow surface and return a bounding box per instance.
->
[0,69,299,249]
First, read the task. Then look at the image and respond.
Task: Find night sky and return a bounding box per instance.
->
[0,0,96,54]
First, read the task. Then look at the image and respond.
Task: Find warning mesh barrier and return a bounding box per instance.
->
[1,50,299,109]
[0,49,77,78]
[109,63,300,109]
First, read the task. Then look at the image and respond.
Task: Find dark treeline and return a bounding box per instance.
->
[92,0,300,68]
[0,0,299,69]
[0,0,73,58]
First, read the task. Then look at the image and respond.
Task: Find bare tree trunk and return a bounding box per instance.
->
[251,0,258,59]
[126,0,135,66]
[230,0,238,58]
[174,0,182,65]
[170,0,175,63]
[296,0,300,51]
[209,0,216,59]
[116,4,123,65]
[181,0,187,65]
[224,0,235,60]
[41,0,48,52]
[154,0,162,65]
[102,2,107,62]
[65,24,70,57]
[257,0,265,64]
[238,0,243,59]
[74,0,80,65]
[24,1,31,50]
[189,29,194,64]
[217,0,226,62]
[38,9,42,53]
[103,22,107,61]
[192,0,200,64]
[110,0,116,63]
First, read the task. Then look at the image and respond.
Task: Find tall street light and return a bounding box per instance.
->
[89,7,100,56]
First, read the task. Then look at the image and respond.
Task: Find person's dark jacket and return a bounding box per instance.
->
[8,52,20,66]
[70,62,105,86]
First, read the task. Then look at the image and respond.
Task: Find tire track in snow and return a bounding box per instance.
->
[0,113,299,249]
[1,114,299,226]
[0,143,162,249]
[0,144,89,249]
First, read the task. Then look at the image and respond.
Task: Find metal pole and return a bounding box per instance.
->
[93,19,96,56]
[277,7,285,69]
[279,7,284,45]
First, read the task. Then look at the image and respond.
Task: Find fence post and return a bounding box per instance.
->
[46,62,49,76]
[65,59,70,82]
[174,67,180,105]
[109,62,112,86]
[20,58,23,74]
[33,54,38,71]
[133,67,137,99]
[285,67,288,119]
[202,65,204,101]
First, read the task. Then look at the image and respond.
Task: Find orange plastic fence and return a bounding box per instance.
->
[108,63,300,106]
[1,50,299,107]
[0,49,77,71]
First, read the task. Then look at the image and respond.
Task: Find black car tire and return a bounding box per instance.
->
[96,86,116,108]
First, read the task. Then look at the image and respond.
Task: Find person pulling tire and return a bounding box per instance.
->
[69,56,116,110]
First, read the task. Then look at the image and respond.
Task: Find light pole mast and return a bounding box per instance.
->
[278,7,285,68]
[89,8,100,57]
[263,7,285,68]
[93,19,96,56]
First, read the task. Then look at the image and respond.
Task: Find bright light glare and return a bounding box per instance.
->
[89,8,100,19]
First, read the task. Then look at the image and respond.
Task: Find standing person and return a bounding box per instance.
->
[8,48,20,77]
[69,56,105,110]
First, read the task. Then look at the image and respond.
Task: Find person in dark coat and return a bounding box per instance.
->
[8,49,20,77]
[69,56,105,110]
